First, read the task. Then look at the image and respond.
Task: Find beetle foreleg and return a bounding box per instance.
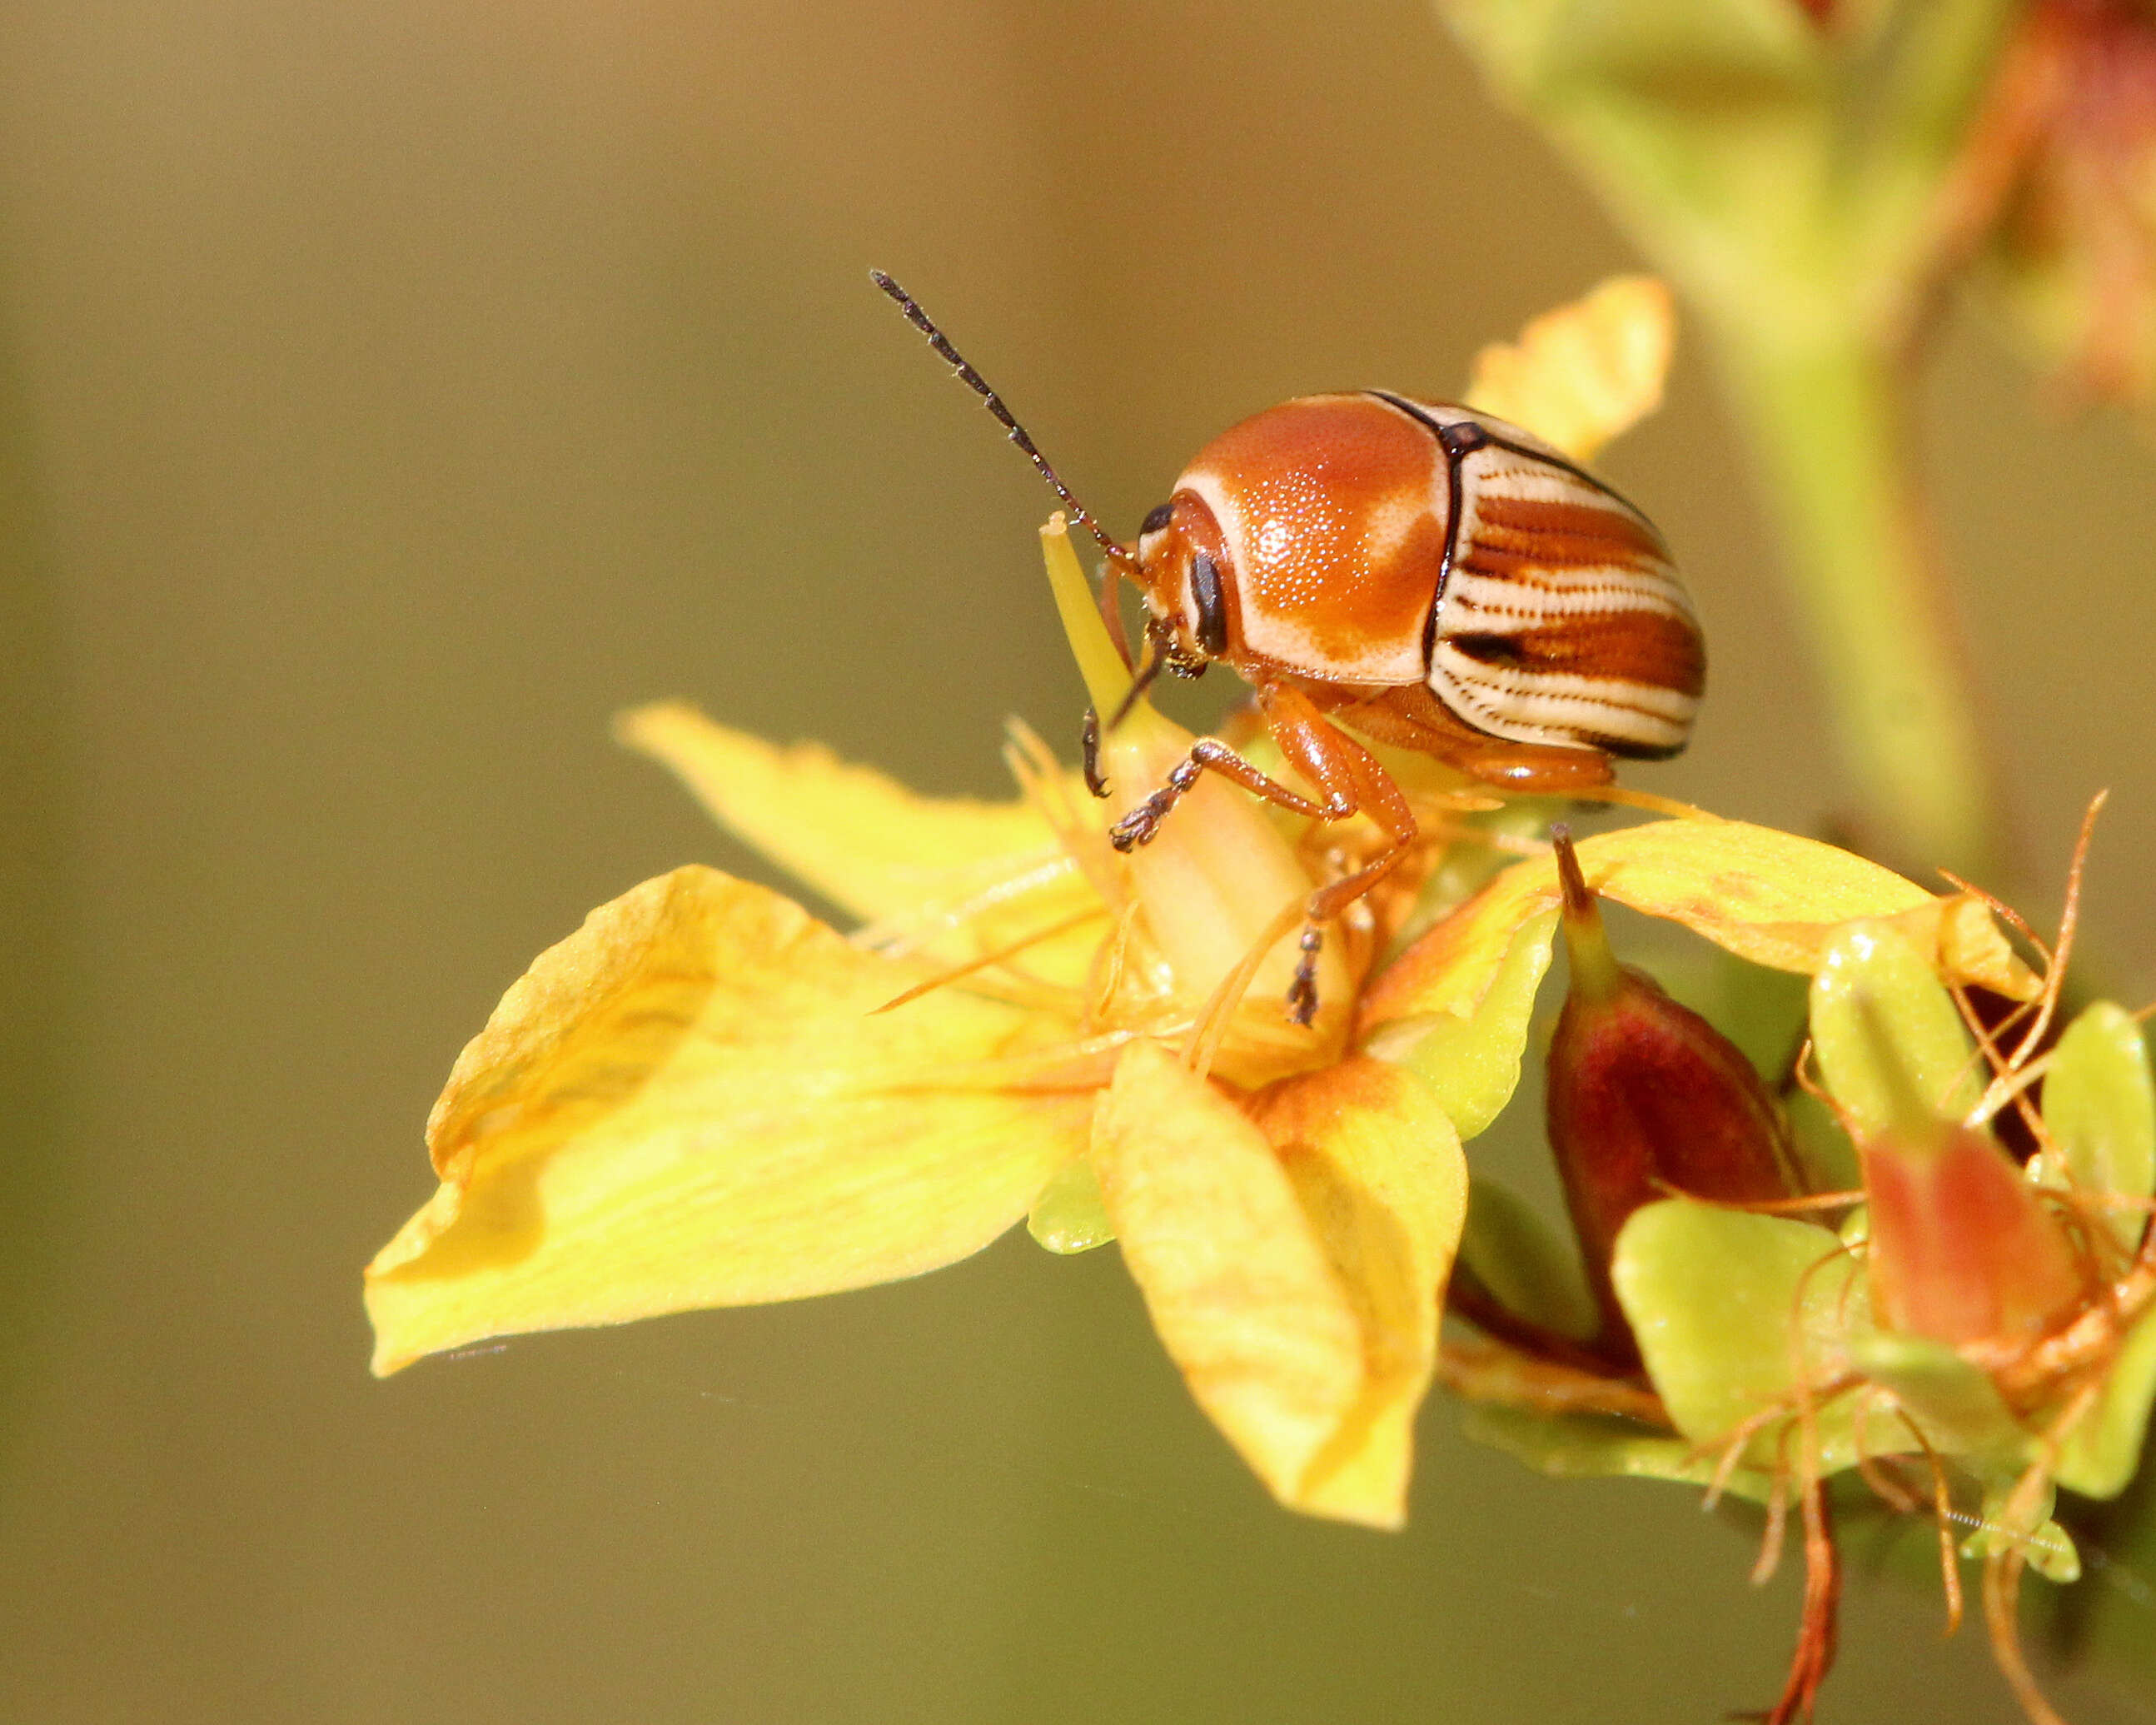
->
[1081,706,1109,799]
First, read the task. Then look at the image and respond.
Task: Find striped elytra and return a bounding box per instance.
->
[1133,391,1704,766]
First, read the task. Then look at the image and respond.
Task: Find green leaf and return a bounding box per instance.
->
[1611,1198,1867,1468]
[2056,1301,2156,1501]
[1965,1471,2079,1584]
[1842,1328,2024,1460]
[2039,1001,2156,1254]
[1787,1085,1860,1194]
[1809,919,1982,1136]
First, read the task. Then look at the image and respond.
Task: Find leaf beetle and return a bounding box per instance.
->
[872,272,1705,1023]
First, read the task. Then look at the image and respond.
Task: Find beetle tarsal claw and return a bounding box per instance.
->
[1286,926,1324,1025]
[1108,788,1176,851]
[1109,757,1202,852]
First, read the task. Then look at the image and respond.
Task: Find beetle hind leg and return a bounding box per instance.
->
[1284,808,1416,1025]
[1286,928,1325,1026]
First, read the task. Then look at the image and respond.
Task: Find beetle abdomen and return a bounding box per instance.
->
[1373,396,1705,760]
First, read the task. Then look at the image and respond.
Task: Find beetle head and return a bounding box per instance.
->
[1131,491,1232,676]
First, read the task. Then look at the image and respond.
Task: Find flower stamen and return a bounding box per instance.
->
[1183,894,1312,1079]
[870,905,1108,1015]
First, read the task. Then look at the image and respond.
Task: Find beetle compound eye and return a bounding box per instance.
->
[1189,550,1228,656]
[1140,501,1175,537]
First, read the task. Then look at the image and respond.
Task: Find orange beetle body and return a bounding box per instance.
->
[870,272,1705,1021]
[1129,391,1705,790]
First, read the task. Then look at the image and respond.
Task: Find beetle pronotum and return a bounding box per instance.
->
[872,271,1705,1023]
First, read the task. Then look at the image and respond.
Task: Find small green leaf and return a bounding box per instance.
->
[2039,1001,2156,1253]
[1611,1199,1865,1468]
[1457,1175,1600,1344]
[1810,919,1981,1136]
[1028,1157,1116,1254]
[2055,1300,2156,1501]
[1369,909,1556,1141]
[1460,1401,1776,1505]
[1964,1472,2079,1584]
[1842,1329,2025,1461]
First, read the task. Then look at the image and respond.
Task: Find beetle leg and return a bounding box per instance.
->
[1258,683,1419,1024]
[1103,683,1420,1023]
[1324,685,1616,794]
[1285,926,1327,1028]
[1081,706,1109,799]
[1107,739,1329,851]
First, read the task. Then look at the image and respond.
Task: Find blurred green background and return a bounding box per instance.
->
[0,2,2152,1721]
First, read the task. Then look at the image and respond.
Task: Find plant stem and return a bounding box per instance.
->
[1705,321,2002,883]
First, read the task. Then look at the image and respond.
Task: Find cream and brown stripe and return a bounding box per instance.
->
[1368,393,1705,759]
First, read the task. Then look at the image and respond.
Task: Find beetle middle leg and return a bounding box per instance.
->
[1106,708,1344,851]
[1259,683,1418,1023]
[1108,679,1418,1023]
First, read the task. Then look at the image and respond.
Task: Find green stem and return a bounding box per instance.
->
[1706,322,2002,883]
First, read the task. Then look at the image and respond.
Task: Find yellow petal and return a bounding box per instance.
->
[1248,1058,1466,1525]
[1362,818,2036,1035]
[1093,1042,1462,1528]
[365,866,1090,1375]
[1463,276,1676,464]
[617,701,1100,968]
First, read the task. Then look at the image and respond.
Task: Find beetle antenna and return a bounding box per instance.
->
[870,271,1134,571]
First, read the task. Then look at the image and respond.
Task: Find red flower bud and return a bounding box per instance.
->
[1861,1123,2089,1347]
[1544,828,1806,1363]
[1840,994,2091,1348]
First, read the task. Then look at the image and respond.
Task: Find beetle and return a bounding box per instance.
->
[872,272,1705,1023]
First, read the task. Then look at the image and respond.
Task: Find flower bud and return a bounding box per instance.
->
[1810,920,2092,1347]
[1544,828,1806,1363]
[1860,1119,2089,1347]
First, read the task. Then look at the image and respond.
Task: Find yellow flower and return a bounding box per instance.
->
[363,277,2032,1532]
[367,517,1467,1528]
